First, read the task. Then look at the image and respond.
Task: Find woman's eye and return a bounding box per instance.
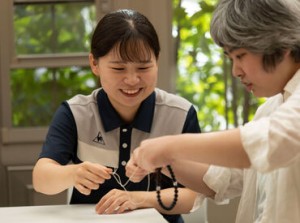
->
[138,67,149,70]
[236,53,246,60]
[112,67,124,71]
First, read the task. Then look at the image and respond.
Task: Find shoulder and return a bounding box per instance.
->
[67,89,100,106]
[50,102,76,130]
[154,88,192,111]
[254,94,283,119]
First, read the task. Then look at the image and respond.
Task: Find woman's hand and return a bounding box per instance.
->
[129,136,174,172]
[125,159,149,183]
[73,161,112,195]
[95,189,147,214]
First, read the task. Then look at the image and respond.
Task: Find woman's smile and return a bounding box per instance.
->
[120,88,143,97]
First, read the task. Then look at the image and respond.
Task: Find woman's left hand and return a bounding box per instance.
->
[95,189,145,214]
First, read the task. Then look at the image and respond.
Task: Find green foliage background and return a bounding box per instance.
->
[11,0,263,129]
[173,0,263,131]
[12,2,97,127]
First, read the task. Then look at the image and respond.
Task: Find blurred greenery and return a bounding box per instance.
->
[173,0,264,131]
[14,2,94,54]
[11,0,264,129]
[11,1,97,127]
[11,67,97,126]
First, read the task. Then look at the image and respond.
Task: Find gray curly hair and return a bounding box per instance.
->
[210,0,300,71]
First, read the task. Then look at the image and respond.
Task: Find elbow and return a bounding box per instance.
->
[180,190,201,214]
[236,150,251,169]
[32,167,53,195]
[242,154,251,168]
[32,168,44,194]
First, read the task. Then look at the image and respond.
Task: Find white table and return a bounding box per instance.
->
[0,204,168,223]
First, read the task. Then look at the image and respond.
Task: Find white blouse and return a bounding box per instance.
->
[203,69,300,223]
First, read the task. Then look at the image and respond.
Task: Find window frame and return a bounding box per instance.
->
[0,0,173,143]
[0,0,99,143]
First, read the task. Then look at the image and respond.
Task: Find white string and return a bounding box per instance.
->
[111,167,151,206]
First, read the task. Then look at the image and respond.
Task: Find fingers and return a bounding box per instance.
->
[131,147,156,172]
[129,137,172,172]
[74,162,112,195]
[95,189,137,214]
[76,183,97,195]
[125,159,148,183]
[115,201,131,214]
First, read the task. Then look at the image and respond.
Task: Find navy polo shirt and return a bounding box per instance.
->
[39,88,200,223]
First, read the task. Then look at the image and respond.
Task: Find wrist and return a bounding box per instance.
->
[130,191,154,209]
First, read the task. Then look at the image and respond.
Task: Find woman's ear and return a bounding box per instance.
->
[89,53,99,76]
[284,49,291,58]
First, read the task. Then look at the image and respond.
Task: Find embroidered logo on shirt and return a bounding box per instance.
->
[93,131,105,145]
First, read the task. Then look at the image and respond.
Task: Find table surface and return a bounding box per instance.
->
[0,204,168,223]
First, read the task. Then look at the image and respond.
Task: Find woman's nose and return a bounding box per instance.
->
[231,62,243,78]
[124,72,140,85]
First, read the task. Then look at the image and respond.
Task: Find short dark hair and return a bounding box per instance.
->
[91,9,160,62]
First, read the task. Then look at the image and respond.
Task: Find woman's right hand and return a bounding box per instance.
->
[73,161,112,195]
[125,158,149,183]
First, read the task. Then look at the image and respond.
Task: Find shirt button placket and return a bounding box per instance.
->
[120,127,130,174]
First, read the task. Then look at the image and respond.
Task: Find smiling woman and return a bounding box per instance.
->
[32,8,200,223]
[89,49,158,122]
[0,0,174,214]
[88,13,160,122]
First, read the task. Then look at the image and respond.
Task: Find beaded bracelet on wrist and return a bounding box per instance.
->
[155,165,178,211]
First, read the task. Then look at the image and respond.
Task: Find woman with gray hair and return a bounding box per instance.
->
[126,0,300,222]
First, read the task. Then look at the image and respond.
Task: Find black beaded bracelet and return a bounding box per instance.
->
[155,165,178,211]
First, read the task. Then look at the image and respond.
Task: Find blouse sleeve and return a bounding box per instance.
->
[203,165,243,203]
[241,83,300,172]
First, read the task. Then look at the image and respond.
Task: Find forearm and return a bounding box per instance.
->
[32,158,76,195]
[171,129,251,168]
[132,188,197,214]
[169,161,215,197]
